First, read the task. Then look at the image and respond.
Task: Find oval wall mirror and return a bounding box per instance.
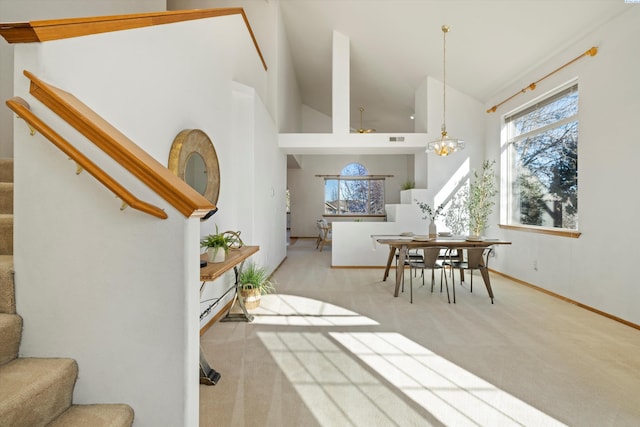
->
[168,129,220,204]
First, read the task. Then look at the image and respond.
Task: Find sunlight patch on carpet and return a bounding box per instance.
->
[249,294,379,326]
[330,332,567,426]
[258,331,433,426]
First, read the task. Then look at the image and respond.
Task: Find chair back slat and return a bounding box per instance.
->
[421,246,447,267]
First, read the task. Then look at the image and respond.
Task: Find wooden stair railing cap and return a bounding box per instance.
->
[0,8,267,70]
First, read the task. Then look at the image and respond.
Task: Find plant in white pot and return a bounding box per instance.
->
[200,225,232,263]
[468,160,497,238]
[238,262,276,310]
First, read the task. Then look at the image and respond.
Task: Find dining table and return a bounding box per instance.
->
[373,234,512,303]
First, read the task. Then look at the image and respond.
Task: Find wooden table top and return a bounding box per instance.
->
[374,235,511,248]
[200,245,259,282]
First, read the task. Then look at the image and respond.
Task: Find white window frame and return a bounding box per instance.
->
[501,80,580,235]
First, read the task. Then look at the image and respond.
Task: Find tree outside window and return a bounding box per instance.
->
[324,163,385,215]
[505,83,579,230]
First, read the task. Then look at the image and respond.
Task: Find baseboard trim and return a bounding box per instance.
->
[490,269,640,331]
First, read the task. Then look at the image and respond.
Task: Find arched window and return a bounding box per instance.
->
[323,162,386,215]
[341,163,368,176]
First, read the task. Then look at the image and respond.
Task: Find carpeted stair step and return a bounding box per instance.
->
[0,214,12,256]
[0,255,15,314]
[46,404,134,427]
[0,313,22,365]
[0,357,77,426]
[0,158,12,183]
[0,182,12,214]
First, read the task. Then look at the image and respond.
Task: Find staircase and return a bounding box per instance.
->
[0,158,134,426]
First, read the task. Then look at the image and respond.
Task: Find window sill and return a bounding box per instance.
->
[499,224,581,238]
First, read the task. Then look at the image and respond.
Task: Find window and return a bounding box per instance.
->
[505,83,578,230]
[323,163,385,215]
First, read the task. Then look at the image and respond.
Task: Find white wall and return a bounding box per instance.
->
[0,0,166,158]
[12,13,280,427]
[251,88,288,269]
[275,2,302,133]
[333,221,408,267]
[167,0,303,133]
[300,104,333,133]
[287,154,413,237]
[486,7,640,325]
[199,82,287,328]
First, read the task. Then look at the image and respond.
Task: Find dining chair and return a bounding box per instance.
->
[396,248,423,291]
[407,246,449,303]
[315,220,323,248]
[446,246,494,303]
[315,219,332,252]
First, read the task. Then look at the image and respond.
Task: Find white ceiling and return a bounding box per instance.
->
[279,0,632,133]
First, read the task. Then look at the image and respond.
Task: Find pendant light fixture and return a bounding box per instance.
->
[427,25,465,156]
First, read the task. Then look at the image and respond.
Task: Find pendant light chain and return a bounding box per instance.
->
[442,25,448,134]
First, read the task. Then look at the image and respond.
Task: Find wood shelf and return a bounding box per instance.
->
[200,246,259,282]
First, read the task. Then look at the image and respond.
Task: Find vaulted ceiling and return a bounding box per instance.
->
[279,1,631,133]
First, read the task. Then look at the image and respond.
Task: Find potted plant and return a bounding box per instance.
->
[415,199,444,237]
[468,160,497,237]
[238,262,276,310]
[200,225,232,263]
[401,180,415,191]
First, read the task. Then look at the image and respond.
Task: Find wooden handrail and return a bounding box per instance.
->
[0,8,267,71]
[24,70,216,219]
[6,96,168,220]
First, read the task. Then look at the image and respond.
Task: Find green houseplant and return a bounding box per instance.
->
[401,180,415,191]
[200,225,233,263]
[468,160,497,237]
[238,262,276,309]
[415,199,444,237]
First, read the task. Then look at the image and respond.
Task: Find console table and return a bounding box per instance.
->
[199,245,259,385]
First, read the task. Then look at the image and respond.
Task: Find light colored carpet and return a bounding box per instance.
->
[46,404,135,427]
[0,358,77,426]
[0,182,12,214]
[200,238,640,426]
[0,313,21,365]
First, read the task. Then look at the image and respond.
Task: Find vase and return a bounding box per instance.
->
[207,247,225,263]
[429,220,437,238]
[240,287,261,310]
